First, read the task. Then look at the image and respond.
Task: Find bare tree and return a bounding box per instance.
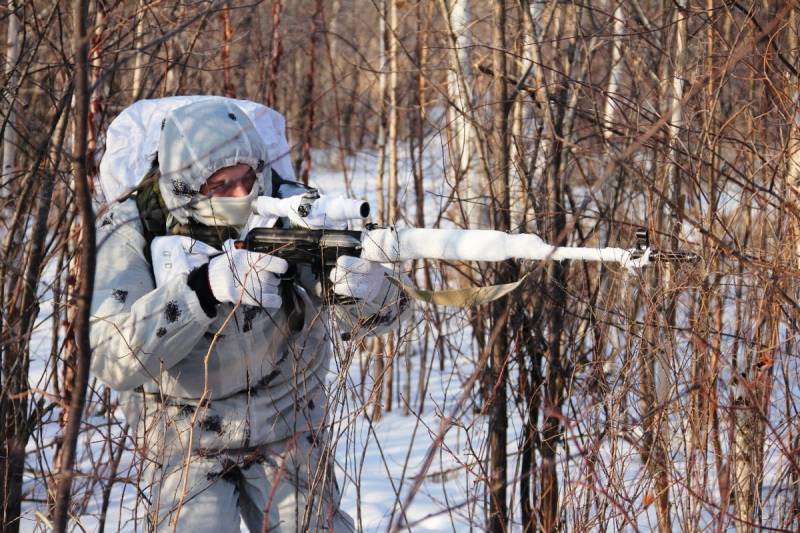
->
[52,0,96,530]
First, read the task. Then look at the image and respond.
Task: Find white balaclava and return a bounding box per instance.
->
[157,98,269,226]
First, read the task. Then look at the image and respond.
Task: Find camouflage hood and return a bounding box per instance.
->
[157,98,269,224]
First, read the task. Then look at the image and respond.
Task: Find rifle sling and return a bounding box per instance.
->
[387,274,528,308]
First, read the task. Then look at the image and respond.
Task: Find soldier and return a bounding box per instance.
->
[90,98,409,531]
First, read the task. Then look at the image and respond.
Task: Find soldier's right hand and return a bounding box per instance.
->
[207,240,289,309]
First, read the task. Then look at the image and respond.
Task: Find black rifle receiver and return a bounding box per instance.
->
[239,227,364,278]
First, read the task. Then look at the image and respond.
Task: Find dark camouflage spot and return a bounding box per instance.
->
[307,398,315,410]
[306,434,315,445]
[203,331,225,340]
[228,112,237,121]
[199,414,223,435]
[276,349,289,365]
[242,420,251,447]
[256,369,281,389]
[164,301,181,323]
[111,289,128,303]
[242,307,262,333]
[207,459,240,484]
[171,180,196,197]
[100,217,113,227]
[359,293,409,330]
[156,327,167,338]
[175,404,195,418]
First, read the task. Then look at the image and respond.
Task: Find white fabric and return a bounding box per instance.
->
[207,239,288,309]
[98,96,295,203]
[255,195,366,229]
[241,210,280,236]
[91,199,333,399]
[191,184,258,227]
[360,227,635,264]
[91,199,408,398]
[145,432,355,532]
[329,255,395,302]
[150,236,219,288]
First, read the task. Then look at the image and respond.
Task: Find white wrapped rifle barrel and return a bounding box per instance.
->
[360,228,637,265]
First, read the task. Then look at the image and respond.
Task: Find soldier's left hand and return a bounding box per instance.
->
[329,256,397,303]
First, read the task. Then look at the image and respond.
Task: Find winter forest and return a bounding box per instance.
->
[2,0,800,531]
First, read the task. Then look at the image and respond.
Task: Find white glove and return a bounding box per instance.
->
[329,255,398,303]
[151,236,219,288]
[208,240,289,309]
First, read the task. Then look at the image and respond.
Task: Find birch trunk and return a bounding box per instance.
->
[370,0,389,420]
[733,289,777,533]
[603,1,625,139]
[2,0,21,179]
[786,6,800,271]
[443,0,486,229]
[131,0,146,101]
[0,4,23,529]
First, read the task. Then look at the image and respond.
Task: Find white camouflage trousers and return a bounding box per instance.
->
[144,433,355,532]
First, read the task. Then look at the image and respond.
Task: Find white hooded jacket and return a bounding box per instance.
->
[89,99,409,454]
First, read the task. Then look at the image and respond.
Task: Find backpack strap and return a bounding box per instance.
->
[135,163,168,263]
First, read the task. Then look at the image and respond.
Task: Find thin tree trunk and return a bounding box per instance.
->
[603,0,625,139]
[221,2,235,97]
[376,0,388,225]
[785,5,800,271]
[2,0,21,178]
[538,4,582,530]
[370,336,385,421]
[443,0,486,229]
[733,290,776,533]
[487,1,510,531]
[380,0,400,415]
[388,0,398,225]
[369,0,389,420]
[87,1,106,186]
[52,0,96,528]
[412,0,431,414]
[131,0,147,101]
[295,0,322,184]
[266,0,283,108]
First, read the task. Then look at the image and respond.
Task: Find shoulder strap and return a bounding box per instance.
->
[135,163,169,263]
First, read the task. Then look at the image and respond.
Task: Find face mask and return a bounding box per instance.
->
[190,184,258,227]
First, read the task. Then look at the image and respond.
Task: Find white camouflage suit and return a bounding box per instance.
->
[90,99,409,532]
